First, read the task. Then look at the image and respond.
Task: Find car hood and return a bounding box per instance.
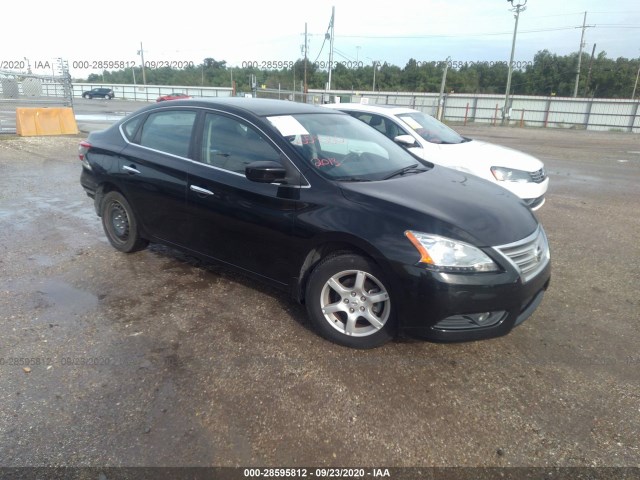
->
[339,165,538,247]
[419,139,543,173]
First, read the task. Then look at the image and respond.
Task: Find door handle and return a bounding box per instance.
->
[122,165,141,174]
[190,185,215,196]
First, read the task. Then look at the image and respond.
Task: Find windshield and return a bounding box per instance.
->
[267,113,429,181]
[397,111,466,144]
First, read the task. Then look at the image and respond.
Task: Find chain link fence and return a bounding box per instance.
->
[0,67,73,133]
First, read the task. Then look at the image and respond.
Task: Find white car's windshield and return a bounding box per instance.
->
[267,113,430,181]
[397,112,467,144]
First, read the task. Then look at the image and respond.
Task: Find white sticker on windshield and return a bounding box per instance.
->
[267,115,309,137]
[402,117,422,130]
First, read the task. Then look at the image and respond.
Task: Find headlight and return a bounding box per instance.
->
[405,231,499,272]
[491,166,531,183]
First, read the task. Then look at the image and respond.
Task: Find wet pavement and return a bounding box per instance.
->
[0,126,639,467]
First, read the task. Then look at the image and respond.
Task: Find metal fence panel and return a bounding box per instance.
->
[71,83,233,102]
[311,89,640,132]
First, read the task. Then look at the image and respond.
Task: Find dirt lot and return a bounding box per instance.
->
[0,125,638,468]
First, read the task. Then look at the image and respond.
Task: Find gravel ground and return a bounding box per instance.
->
[0,126,638,469]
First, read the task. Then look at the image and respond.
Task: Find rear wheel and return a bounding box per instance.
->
[83,93,91,99]
[101,191,148,253]
[305,253,395,348]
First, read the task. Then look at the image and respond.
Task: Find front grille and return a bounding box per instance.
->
[529,168,547,183]
[494,226,550,283]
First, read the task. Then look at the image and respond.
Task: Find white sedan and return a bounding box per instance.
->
[323,103,548,210]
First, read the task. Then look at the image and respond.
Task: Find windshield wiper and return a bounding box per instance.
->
[383,164,427,180]
[337,177,372,182]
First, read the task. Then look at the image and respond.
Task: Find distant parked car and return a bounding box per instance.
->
[157,92,192,102]
[324,103,549,210]
[82,88,114,100]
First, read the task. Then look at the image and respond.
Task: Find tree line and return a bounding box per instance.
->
[82,50,640,99]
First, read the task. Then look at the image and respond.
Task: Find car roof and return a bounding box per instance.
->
[152,97,339,117]
[323,103,420,116]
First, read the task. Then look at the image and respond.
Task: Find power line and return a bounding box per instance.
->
[312,14,333,64]
[313,22,640,41]
[593,24,640,28]
[333,47,357,63]
[529,10,640,18]
[332,25,581,39]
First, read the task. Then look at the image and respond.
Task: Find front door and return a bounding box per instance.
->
[185,112,302,285]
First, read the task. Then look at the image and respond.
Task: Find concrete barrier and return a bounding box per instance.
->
[16,107,79,136]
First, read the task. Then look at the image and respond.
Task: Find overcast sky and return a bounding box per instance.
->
[3,0,640,76]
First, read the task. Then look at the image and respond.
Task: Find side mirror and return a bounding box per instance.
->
[394,135,417,147]
[245,161,287,184]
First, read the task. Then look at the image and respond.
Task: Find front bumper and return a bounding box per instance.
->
[499,177,549,207]
[524,195,545,211]
[392,248,551,342]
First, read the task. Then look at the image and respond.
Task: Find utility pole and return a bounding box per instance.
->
[437,57,451,121]
[231,69,235,96]
[583,43,596,97]
[573,11,590,98]
[372,61,377,92]
[304,22,308,98]
[633,61,640,100]
[326,6,335,93]
[137,42,147,85]
[502,0,527,126]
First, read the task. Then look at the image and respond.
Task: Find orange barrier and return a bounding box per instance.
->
[16,107,78,136]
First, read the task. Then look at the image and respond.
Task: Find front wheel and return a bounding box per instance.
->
[100,191,148,253]
[305,253,395,348]
[83,94,91,99]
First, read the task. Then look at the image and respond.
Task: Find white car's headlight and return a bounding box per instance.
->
[405,231,499,272]
[491,166,532,183]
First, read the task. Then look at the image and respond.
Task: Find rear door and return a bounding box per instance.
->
[117,109,198,245]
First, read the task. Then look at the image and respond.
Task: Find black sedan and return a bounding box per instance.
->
[82,87,115,99]
[79,98,550,348]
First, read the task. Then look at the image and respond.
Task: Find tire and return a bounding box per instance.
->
[100,191,148,253]
[305,253,395,348]
[83,94,91,99]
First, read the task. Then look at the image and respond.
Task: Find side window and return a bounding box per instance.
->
[348,112,408,140]
[139,110,197,158]
[348,112,372,123]
[383,118,408,139]
[366,114,387,136]
[201,113,281,174]
[122,115,143,141]
[347,112,392,137]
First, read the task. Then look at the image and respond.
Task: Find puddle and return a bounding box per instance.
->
[27,254,58,268]
[33,279,99,325]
